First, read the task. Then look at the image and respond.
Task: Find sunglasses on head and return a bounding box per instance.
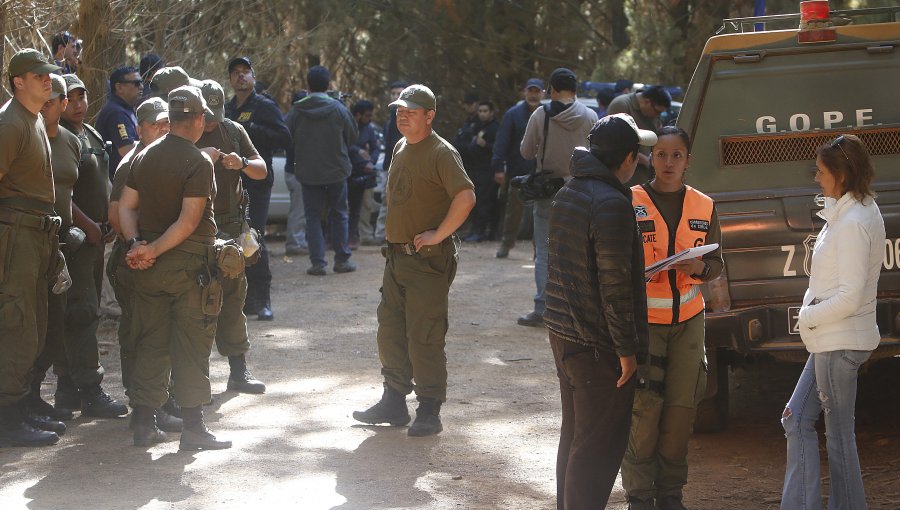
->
[830,135,850,163]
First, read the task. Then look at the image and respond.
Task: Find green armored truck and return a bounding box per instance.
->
[678,5,900,431]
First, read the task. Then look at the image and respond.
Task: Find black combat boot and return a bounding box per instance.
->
[408,397,443,437]
[54,375,81,411]
[352,385,410,426]
[26,373,74,421]
[179,406,231,451]
[21,399,66,436]
[132,405,166,447]
[80,384,128,418]
[627,497,656,510]
[155,406,183,432]
[226,354,266,394]
[257,284,274,321]
[655,496,688,510]
[0,402,59,447]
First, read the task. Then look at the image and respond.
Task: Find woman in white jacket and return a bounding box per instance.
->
[781,134,885,510]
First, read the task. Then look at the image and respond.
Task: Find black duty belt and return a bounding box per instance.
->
[0,208,61,232]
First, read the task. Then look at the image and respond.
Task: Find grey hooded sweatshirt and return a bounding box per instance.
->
[286,92,359,186]
[519,99,598,179]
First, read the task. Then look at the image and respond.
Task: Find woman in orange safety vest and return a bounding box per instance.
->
[621,126,724,510]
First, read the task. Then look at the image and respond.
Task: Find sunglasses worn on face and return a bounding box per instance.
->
[119,79,143,87]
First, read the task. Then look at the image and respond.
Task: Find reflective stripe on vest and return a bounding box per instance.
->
[632,184,713,324]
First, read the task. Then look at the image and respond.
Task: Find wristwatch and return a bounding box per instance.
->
[691,261,710,280]
[126,237,143,250]
[239,156,250,170]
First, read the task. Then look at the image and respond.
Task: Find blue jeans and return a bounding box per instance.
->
[284,172,307,251]
[781,350,871,510]
[531,197,551,315]
[301,181,351,268]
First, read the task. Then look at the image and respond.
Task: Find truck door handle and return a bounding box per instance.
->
[867,45,895,55]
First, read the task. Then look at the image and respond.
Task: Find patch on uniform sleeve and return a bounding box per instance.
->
[638,220,655,233]
[238,112,252,122]
[689,219,710,232]
[117,124,129,140]
[634,205,648,218]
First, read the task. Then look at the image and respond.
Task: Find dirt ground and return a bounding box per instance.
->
[1,239,899,509]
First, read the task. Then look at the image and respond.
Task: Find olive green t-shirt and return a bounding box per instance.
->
[49,126,81,228]
[65,122,111,222]
[196,120,258,217]
[126,133,217,242]
[110,142,144,202]
[385,131,474,243]
[0,98,55,211]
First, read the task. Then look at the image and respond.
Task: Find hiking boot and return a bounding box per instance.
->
[333,260,357,274]
[352,385,410,426]
[408,397,443,437]
[81,385,128,418]
[656,496,688,510]
[21,399,66,436]
[516,311,544,327]
[179,406,231,451]
[132,405,166,447]
[54,375,81,411]
[306,265,327,276]
[627,497,655,510]
[227,354,266,394]
[0,403,59,447]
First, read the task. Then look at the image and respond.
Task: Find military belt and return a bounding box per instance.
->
[214,212,243,227]
[388,242,417,255]
[0,208,61,232]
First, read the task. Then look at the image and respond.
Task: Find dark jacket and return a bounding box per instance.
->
[286,93,358,186]
[382,110,402,172]
[466,118,498,173]
[225,90,291,188]
[491,100,537,177]
[544,147,649,358]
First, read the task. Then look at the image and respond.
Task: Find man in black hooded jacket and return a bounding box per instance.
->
[544,113,656,509]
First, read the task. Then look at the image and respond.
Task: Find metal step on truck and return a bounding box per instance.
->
[677,3,900,431]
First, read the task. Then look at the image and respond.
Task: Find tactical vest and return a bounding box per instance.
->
[632,184,713,324]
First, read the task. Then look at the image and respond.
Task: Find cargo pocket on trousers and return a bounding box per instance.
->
[201,278,224,317]
[0,224,15,285]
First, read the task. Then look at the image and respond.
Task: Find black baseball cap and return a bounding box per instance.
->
[227,57,253,73]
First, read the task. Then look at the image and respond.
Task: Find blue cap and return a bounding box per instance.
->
[525,78,544,90]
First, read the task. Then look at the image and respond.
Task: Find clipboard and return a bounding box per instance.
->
[645,243,719,281]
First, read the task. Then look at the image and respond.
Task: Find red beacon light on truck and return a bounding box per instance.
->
[798,0,837,43]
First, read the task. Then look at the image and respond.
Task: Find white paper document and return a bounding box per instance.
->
[644,243,719,281]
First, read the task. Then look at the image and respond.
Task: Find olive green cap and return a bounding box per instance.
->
[135,97,169,125]
[199,79,226,123]
[8,48,60,77]
[62,73,86,93]
[389,84,436,111]
[50,74,67,98]
[168,85,215,118]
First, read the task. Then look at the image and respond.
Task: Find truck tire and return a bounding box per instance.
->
[694,350,729,433]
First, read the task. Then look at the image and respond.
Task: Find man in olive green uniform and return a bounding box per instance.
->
[607,85,672,185]
[353,85,475,437]
[107,97,174,430]
[197,79,267,394]
[28,74,81,424]
[119,85,230,450]
[57,74,128,418]
[0,49,63,447]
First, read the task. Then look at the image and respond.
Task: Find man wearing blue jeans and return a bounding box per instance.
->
[285,65,358,275]
[517,68,597,326]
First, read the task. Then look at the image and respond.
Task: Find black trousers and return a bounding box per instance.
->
[550,332,635,510]
[244,182,272,309]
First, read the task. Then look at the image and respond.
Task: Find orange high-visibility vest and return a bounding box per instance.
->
[632,184,713,325]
